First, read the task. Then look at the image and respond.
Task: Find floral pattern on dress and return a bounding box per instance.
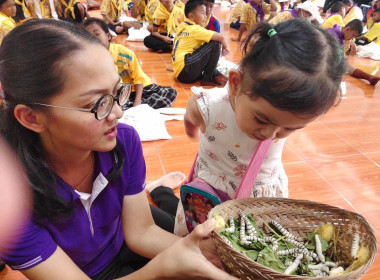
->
[233,164,246,178]
[212,122,227,130]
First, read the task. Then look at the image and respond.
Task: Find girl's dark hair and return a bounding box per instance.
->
[83,17,109,33]
[330,2,344,13]
[0,19,124,223]
[241,19,345,116]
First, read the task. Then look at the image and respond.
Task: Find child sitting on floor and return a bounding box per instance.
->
[231,0,277,42]
[321,1,345,29]
[172,0,230,86]
[129,0,159,32]
[356,8,380,47]
[84,17,178,108]
[328,19,380,85]
[0,0,16,44]
[143,0,184,53]
[204,0,219,32]
[100,0,142,35]
[342,0,363,25]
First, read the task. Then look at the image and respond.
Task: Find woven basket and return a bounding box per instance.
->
[208,197,377,280]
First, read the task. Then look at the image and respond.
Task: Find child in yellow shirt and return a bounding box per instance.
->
[0,0,16,44]
[231,0,277,42]
[56,0,87,23]
[342,0,363,25]
[356,8,380,46]
[143,0,184,53]
[321,1,345,29]
[13,0,35,22]
[172,0,230,86]
[129,0,159,31]
[101,0,142,35]
[84,17,177,108]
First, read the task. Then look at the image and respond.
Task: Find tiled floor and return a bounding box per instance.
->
[1,4,380,280]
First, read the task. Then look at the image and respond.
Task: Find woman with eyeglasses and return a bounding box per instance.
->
[0,19,237,280]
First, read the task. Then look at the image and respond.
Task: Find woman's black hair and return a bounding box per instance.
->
[82,17,109,33]
[241,19,345,116]
[0,19,124,223]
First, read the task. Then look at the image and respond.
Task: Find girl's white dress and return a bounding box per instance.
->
[174,87,288,236]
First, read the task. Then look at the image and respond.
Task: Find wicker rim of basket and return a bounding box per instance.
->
[208,197,377,280]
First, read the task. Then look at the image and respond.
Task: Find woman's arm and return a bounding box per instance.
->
[121,191,180,259]
[22,247,91,280]
[184,95,206,138]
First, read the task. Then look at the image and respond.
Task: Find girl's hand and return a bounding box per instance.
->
[148,219,238,280]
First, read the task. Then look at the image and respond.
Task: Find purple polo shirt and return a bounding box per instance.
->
[0,124,146,277]
[327,24,345,46]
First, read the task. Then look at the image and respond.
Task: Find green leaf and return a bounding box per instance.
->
[257,246,286,273]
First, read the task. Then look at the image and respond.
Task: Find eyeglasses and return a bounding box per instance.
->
[32,83,132,120]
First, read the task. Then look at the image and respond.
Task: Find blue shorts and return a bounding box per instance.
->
[108,23,118,33]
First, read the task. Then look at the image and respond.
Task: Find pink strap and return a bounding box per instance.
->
[234,140,272,199]
[186,140,272,198]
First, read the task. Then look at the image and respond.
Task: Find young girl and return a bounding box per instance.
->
[143,0,184,53]
[0,0,16,44]
[0,19,236,280]
[173,18,345,236]
[83,17,177,109]
[56,0,87,23]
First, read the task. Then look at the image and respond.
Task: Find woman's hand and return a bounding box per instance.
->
[146,219,239,280]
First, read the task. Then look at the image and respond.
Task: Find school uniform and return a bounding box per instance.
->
[363,22,380,46]
[204,14,220,32]
[56,0,83,22]
[0,11,16,45]
[172,18,220,83]
[321,13,344,29]
[240,2,271,33]
[175,0,185,10]
[138,0,159,24]
[109,43,177,109]
[343,5,363,25]
[101,0,125,32]
[143,3,184,52]
[229,0,246,30]
[268,9,298,25]
[13,0,34,22]
[327,24,351,53]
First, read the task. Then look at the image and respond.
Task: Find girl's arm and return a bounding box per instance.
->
[184,95,206,139]
[133,84,144,107]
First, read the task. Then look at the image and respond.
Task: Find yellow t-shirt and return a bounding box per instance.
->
[101,0,124,21]
[39,0,54,18]
[175,0,184,10]
[321,14,344,29]
[56,0,80,19]
[240,2,270,32]
[108,42,152,88]
[172,19,215,77]
[0,11,16,45]
[230,0,245,23]
[142,0,159,23]
[364,22,380,46]
[343,6,363,25]
[152,3,184,35]
[268,10,295,25]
